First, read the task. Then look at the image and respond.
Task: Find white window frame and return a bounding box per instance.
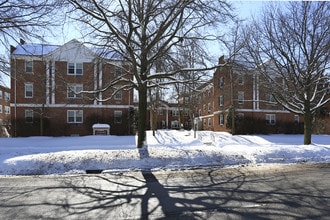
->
[115,66,122,78]
[172,110,179,116]
[238,91,244,104]
[25,110,33,123]
[67,63,83,75]
[4,92,10,102]
[4,106,10,115]
[266,114,276,125]
[114,110,122,123]
[0,105,2,113]
[219,95,224,106]
[67,110,83,123]
[171,120,180,129]
[238,75,244,85]
[266,93,276,105]
[208,118,211,127]
[25,83,33,98]
[25,60,33,73]
[219,77,224,88]
[0,90,3,99]
[294,115,299,123]
[114,90,122,100]
[67,84,83,98]
[219,114,224,125]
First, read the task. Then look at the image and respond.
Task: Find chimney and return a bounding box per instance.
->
[219,55,225,64]
[10,45,16,53]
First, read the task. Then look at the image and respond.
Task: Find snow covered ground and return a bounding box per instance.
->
[0,130,329,175]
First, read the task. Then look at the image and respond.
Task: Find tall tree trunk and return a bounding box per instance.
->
[304,102,312,145]
[137,83,147,148]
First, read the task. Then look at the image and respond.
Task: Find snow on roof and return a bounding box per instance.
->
[92,48,123,60]
[13,41,124,61]
[13,43,60,56]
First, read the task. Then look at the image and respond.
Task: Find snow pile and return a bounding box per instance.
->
[0,130,329,175]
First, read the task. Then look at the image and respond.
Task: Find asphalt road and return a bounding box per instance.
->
[0,163,329,220]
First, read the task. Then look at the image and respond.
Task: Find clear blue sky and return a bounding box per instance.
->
[1,1,265,87]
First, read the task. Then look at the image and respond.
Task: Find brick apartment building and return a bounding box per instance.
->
[0,84,11,136]
[146,101,192,130]
[195,56,309,134]
[10,39,134,136]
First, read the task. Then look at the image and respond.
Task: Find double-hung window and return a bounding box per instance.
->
[266,114,276,125]
[238,91,244,104]
[25,110,33,123]
[25,83,33,98]
[114,90,122,100]
[25,60,33,73]
[67,84,83,98]
[219,77,224,88]
[115,66,122,78]
[4,92,10,102]
[238,75,244,85]
[68,63,83,75]
[67,110,83,123]
[4,106,10,114]
[219,95,224,106]
[114,110,122,123]
[219,114,224,125]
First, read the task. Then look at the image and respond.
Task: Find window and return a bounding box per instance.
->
[171,120,180,129]
[208,118,211,127]
[0,91,2,99]
[67,110,83,123]
[238,75,244,85]
[158,108,163,115]
[4,92,10,101]
[0,105,2,113]
[25,60,33,73]
[4,106,10,115]
[172,110,179,116]
[219,77,224,88]
[114,110,122,123]
[219,95,224,106]
[266,93,276,104]
[114,90,122,100]
[238,91,244,104]
[115,66,122,78]
[25,83,33,98]
[68,63,83,75]
[25,110,33,123]
[67,84,83,98]
[184,97,189,104]
[266,114,276,125]
[294,115,299,124]
[208,103,211,112]
[219,114,224,125]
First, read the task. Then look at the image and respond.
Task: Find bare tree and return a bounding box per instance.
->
[0,0,61,83]
[243,2,330,144]
[67,0,234,147]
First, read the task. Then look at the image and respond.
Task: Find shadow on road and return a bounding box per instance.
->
[0,152,329,219]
